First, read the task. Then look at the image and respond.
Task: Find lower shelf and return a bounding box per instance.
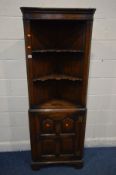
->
[33,75,83,82]
[40,99,81,109]
[30,99,85,112]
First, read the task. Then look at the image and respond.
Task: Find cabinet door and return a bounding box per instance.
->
[59,115,85,158]
[29,111,86,161]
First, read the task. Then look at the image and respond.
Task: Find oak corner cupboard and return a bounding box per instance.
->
[20,7,96,170]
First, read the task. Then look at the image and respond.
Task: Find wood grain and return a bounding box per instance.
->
[21,7,95,170]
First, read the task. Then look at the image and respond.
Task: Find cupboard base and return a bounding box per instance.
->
[31,160,83,170]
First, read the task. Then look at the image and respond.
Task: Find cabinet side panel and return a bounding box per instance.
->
[23,20,35,106]
[81,20,93,106]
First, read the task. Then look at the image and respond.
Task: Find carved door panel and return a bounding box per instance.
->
[29,111,85,161]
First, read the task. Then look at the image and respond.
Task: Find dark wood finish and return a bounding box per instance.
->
[21,7,95,170]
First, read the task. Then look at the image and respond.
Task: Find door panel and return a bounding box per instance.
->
[60,136,74,154]
[41,138,56,155]
[29,111,86,160]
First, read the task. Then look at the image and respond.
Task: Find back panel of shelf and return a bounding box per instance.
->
[31,20,85,50]
[31,80,83,108]
[31,53,83,79]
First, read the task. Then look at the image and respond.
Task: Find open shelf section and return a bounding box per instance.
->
[32,49,84,54]
[30,99,85,112]
[33,75,83,82]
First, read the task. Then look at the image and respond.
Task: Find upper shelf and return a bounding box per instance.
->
[33,75,83,82]
[32,49,84,54]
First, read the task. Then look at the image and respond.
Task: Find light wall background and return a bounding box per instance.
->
[0,0,116,151]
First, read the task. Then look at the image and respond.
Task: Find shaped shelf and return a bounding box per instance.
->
[32,49,84,54]
[33,75,83,82]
